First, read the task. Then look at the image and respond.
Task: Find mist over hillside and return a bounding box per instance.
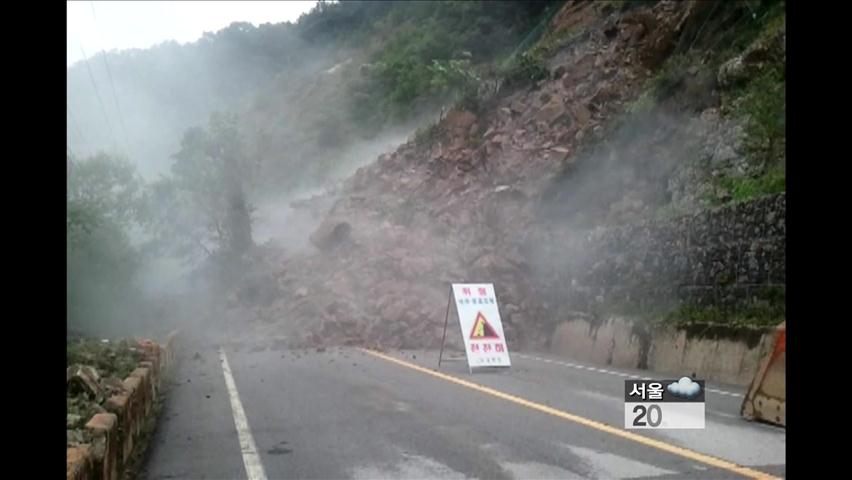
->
[67,0,560,338]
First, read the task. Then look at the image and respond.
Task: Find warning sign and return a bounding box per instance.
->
[451,283,511,369]
[469,312,499,339]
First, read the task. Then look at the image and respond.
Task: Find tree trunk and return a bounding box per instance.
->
[224,153,253,256]
[228,188,253,255]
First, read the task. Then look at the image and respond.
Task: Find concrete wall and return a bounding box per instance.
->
[550,316,776,386]
[536,194,785,384]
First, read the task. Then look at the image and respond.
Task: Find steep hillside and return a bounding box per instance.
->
[67,1,557,194]
[223,0,786,350]
[67,20,325,178]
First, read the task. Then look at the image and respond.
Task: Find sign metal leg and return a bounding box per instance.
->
[437,285,452,368]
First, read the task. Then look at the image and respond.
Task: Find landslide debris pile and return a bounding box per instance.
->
[66,338,146,447]
[226,0,785,351]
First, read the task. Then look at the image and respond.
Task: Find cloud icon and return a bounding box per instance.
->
[667,377,701,398]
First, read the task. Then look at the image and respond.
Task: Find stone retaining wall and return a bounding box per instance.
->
[67,331,179,480]
[539,193,785,317]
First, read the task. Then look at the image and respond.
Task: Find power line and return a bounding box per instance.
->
[67,148,78,178]
[685,0,721,54]
[67,105,87,145]
[99,50,132,154]
[79,44,119,153]
[90,1,133,156]
[704,8,755,57]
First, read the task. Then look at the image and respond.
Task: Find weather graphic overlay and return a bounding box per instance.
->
[625,378,705,429]
[667,377,702,398]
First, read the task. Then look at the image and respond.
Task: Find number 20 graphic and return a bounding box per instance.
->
[632,404,662,427]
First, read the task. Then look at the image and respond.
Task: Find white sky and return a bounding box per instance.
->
[67,1,318,67]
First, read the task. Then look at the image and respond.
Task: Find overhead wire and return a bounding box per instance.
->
[79,44,119,153]
[90,1,133,156]
[67,105,87,146]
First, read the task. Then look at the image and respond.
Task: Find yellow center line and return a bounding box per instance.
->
[359,348,780,480]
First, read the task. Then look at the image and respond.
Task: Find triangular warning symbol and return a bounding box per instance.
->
[469,312,500,340]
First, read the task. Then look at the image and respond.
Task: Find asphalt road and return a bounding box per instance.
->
[138,336,785,480]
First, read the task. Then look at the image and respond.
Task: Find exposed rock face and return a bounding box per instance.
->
[310,220,352,251]
[227,1,785,351]
[718,22,786,89]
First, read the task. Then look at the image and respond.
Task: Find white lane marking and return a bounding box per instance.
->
[515,354,743,398]
[706,388,740,397]
[219,348,268,480]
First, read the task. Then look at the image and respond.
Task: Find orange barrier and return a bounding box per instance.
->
[741,322,785,426]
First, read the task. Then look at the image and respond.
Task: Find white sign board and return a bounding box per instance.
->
[451,283,511,369]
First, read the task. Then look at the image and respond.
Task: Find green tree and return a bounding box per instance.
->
[149,112,255,266]
[67,153,145,230]
[67,153,147,336]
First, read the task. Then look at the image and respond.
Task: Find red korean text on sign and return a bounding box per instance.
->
[463,288,471,296]
[495,344,504,352]
[478,287,487,296]
[483,344,492,352]
[471,344,479,352]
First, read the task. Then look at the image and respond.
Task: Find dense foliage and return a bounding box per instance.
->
[68,1,561,192]
[67,154,147,336]
[146,112,255,265]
